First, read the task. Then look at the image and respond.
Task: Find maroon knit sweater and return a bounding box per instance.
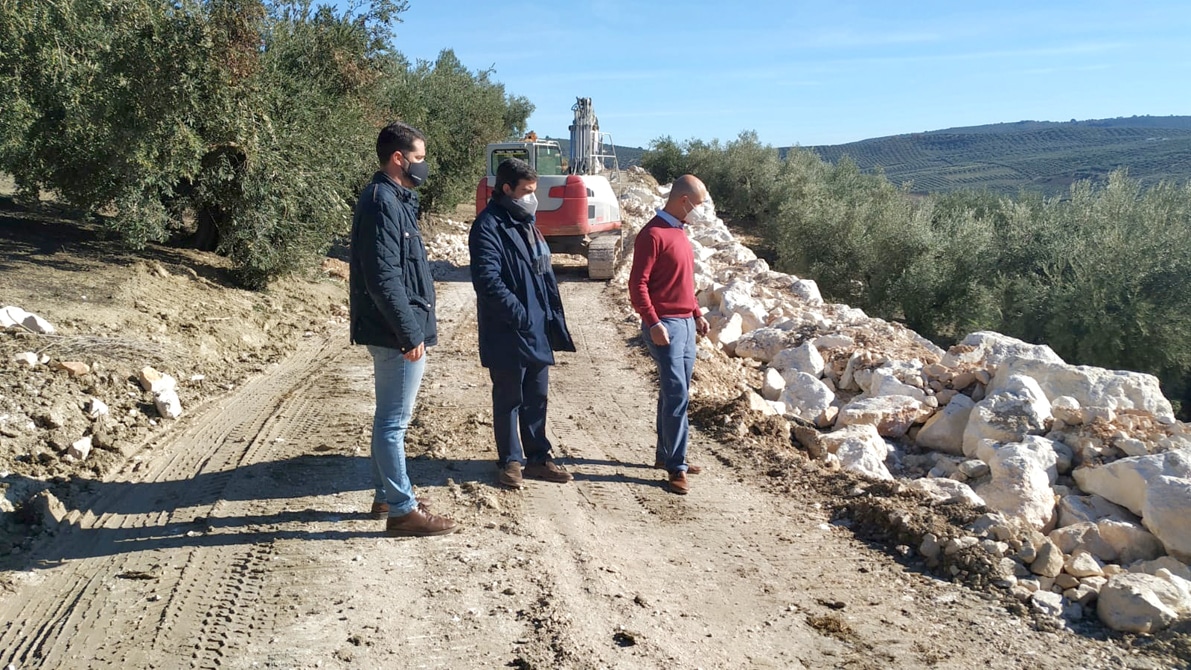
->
[628,216,701,327]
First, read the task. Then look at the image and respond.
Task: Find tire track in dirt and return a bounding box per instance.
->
[0,336,350,668]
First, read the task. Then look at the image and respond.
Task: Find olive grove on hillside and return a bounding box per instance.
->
[643,135,1191,416]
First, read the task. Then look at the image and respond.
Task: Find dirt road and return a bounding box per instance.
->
[0,266,1145,669]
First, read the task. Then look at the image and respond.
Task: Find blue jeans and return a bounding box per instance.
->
[489,363,553,467]
[367,345,426,517]
[642,317,695,473]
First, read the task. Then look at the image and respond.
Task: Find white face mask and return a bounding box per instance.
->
[516,192,539,216]
[686,200,712,226]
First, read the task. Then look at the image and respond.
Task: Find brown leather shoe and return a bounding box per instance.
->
[524,460,573,483]
[370,498,429,519]
[498,461,524,489]
[654,460,702,475]
[385,506,459,537]
[666,471,690,495]
[370,501,388,520]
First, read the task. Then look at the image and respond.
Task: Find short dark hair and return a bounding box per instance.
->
[376,122,425,166]
[495,158,538,195]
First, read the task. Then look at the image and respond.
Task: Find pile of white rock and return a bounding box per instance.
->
[613,174,1191,634]
[424,218,472,273]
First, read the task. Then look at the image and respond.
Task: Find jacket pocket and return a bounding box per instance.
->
[402,230,433,306]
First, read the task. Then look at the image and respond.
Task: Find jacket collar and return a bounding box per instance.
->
[373,171,418,205]
[487,199,535,264]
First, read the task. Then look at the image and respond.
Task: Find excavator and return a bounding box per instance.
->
[475,97,623,279]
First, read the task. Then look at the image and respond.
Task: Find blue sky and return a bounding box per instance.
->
[360,0,1191,148]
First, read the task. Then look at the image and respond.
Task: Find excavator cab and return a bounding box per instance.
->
[486,142,566,177]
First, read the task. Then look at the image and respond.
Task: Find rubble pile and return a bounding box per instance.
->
[424,218,472,276]
[1,307,192,531]
[614,167,1191,635]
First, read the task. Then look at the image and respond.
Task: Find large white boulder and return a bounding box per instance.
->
[836,395,931,439]
[708,312,744,350]
[67,435,93,461]
[1049,522,1118,563]
[720,284,766,333]
[734,328,793,363]
[771,342,824,377]
[988,361,1174,423]
[975,441,1057,530]
[789,279,823,306]
[867,368,927,403]
[1066,550,1106,578]
[974,436,1062,485]
[908,478,985,506]
[816,423,879,453]
[1097,519,1166,565]
[689,224,733,247]
[941,331,1065,369]
[834,306,869,326]
[839,353,872,392]
[1142,475,1191,562]
[915,394,975,456]
[1130,557,1191,583]
[1072,449,1191,516]
[1056,494,1134,527]
[761,368,785,402]
[961,375,1052,458]
[812,334,856,351]
[1097,573,1191,633]
[779,372,835,422]
[943,332,1175,421]
[717,244,758,266]
[819,424,893,481]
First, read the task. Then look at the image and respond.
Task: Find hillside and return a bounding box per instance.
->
[802,116,1191,197]
[543,136,645,168]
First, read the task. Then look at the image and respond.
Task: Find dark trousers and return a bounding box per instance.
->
[489,363,553,466]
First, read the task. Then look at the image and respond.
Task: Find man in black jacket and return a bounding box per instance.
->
[469,158,576,489]
[350,121,458,536]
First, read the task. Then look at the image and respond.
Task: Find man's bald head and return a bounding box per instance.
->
[662,174,709,223]
[667,175,708,206]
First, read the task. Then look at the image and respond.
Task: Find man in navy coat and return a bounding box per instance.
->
[469,158,576,489]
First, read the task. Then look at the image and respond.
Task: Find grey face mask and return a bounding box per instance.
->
[502,191,538,222]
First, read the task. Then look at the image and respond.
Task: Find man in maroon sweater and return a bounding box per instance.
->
[628,175,711,495]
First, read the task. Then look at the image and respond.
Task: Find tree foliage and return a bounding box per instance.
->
[641,137,1191,416]
[387,50,532,214]
[0,0,530,287]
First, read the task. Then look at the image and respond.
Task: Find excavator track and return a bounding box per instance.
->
[586,233,621,280]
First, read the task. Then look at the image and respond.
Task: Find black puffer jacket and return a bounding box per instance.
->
[349,172,437,352]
